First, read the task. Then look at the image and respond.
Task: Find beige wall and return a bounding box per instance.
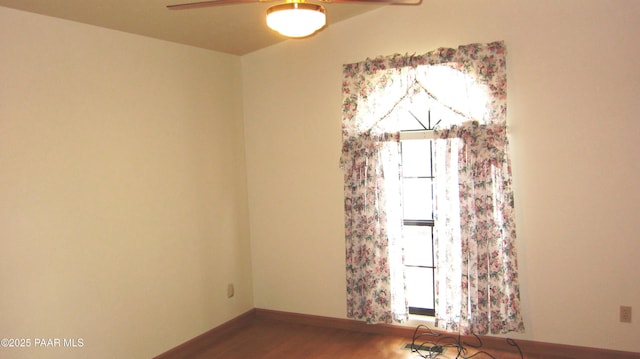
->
[242,0,640,353]
[0,7,253,359]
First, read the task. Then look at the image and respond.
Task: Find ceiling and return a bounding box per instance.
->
[0,0,383,55]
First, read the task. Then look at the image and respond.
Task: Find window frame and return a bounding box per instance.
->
[400,129,436,317]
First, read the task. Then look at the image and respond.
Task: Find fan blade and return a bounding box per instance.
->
[167,0,270,10]
[320,0,421,4]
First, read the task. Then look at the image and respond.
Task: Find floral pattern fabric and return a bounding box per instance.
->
[434,122,524,334]
[340,41,524,332]
[342,41,508,140]
[341,133,406,324]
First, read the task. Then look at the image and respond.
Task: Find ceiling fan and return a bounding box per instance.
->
[167,0,422,38]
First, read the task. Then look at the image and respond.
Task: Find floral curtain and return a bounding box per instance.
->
[433,122,524,334]
[340,52,416,324]
[341,133,406,324]
[340,41,524,332]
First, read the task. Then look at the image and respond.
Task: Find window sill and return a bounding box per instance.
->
[404,314,435,327]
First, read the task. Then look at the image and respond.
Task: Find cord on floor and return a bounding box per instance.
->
[409,324,524,359]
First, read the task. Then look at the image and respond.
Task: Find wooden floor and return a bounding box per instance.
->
[169,317,528,359]
[157,310,640,359]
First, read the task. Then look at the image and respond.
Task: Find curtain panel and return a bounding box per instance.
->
[433,121,524,334]
[341,133,406,324]
[340,41,524,333]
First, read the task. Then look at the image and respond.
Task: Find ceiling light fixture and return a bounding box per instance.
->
[266,1,326,38]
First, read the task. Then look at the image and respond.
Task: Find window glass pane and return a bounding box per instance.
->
[401,140,431,178]
[405,267,434,309]
[398,114,425,131]
[403,226,433,267]
[403,178,433,220]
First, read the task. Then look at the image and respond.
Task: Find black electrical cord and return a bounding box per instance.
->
[506,338,524,358]
[409,324,524,359]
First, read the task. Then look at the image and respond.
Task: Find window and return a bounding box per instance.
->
[401,136,435,316]
[394,63,496,318]
[399,110,437,316]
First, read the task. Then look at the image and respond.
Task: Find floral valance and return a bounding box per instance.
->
[341,41,507,141]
